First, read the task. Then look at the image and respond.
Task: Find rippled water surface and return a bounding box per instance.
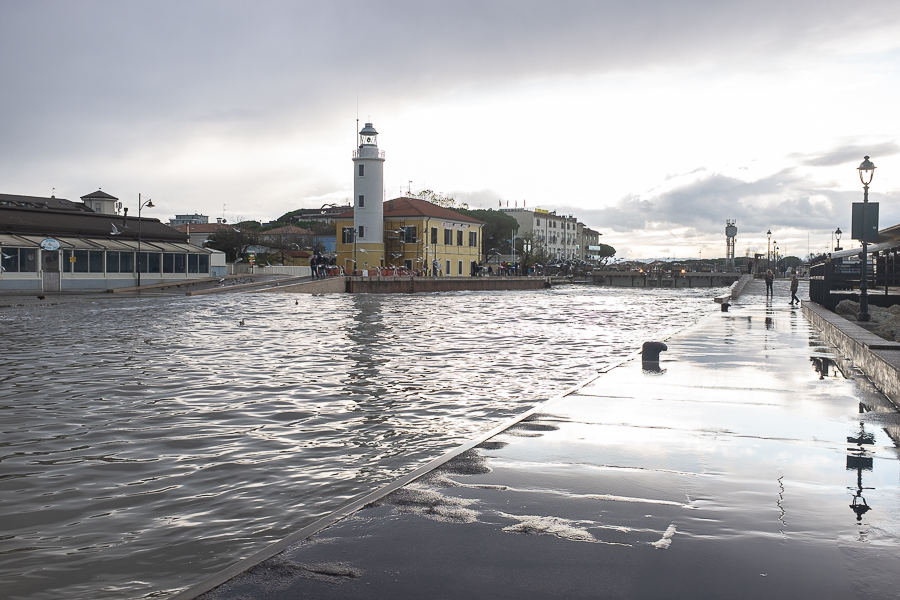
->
[0,286,722,599]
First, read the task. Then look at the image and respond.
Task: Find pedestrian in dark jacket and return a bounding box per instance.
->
[789,274,800,305]
[765,269,774,296]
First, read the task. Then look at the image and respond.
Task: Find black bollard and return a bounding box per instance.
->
[720,302,730,312]
[641,341,668,362]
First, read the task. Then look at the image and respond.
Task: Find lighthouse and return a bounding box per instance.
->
[352,122,385,266]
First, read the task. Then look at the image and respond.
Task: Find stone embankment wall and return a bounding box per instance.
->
[804,301,900,408]
[347,276,550,294]
[255,277,347,294]
[592,272,742,288]
[254,276,550,294]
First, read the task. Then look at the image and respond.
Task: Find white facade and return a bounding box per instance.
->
[501,208,579,260]
[352,123,385,246]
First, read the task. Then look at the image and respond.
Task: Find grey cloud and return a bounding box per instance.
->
[568,170,900,236]
[798,142,900,167]
[3,1,900,213]
[3,1,900,148]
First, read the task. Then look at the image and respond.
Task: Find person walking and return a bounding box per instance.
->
[765,269,774,296]
[789,273,800,305]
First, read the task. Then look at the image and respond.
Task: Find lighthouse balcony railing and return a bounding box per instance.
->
[352,150,386,158]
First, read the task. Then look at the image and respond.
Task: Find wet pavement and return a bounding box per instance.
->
[191,280,900,600]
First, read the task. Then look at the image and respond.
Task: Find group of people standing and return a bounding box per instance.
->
[764,269,801,304]
[309,254,337,279]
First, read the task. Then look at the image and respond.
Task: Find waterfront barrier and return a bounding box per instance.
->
[253,276,551,295]
[803,301,900,408]
[591,271,742,288]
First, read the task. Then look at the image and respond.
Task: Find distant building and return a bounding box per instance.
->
[171,222,234,247]
[1,191,213,292]
[500,208,579,260]
[581,226,602,264]
[170,213,209,226]
[335,197,483,275]
[80,189,120,215]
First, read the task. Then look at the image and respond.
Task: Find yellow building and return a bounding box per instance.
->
[335,197,484,276]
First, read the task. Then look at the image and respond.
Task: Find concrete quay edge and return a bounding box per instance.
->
[714,273,752,304]
[803,300,900,408]
[185,275,311,296]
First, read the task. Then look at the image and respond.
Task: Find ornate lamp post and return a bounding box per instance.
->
[767,230,772,270]
[858,156,876,322]
[137,194,154,288]
[835,227,842,251]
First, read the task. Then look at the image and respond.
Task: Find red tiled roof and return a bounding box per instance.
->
[336,197,483,224]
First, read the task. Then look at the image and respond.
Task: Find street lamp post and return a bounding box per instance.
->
[352,227,358,274]
[858,156,876,322]
[835,227,842,251]
[767,230,772,271]
[137,194,154,289]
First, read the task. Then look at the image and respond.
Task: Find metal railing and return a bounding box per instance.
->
[352,150,385,158]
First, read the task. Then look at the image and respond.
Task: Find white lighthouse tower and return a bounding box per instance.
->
[352,122,385,266]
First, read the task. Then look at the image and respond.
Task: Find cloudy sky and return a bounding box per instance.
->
[2,1,900,259]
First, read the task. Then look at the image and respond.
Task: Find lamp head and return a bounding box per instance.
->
[767,230,771,236]
[146,199,155,208]
[858,156,876,185]
[835,227,842,240]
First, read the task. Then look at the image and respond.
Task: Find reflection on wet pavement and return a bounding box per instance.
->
[201,280,900,600]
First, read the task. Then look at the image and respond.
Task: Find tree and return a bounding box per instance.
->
[592,243,616,267]
[455,208,519,262]
[205,222,258,262]
[413,189,468,209]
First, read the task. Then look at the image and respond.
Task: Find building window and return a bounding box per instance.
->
[138,252,162,273]
[446,260,450,274]
[456,230,463,246]
[198,254,209,273]
[89,251,103,273]
[444,229,453,245]
[1,248,18,272]
[431,227,438,244]
[358,164,364,177]
[536,218,540,226]
[358,225,365,238]
[458,260,463,275]
[342,227,355,244]
[163,253,174,273]
[469,231,477,247]
[19,249,37,272]
[188,254,199,273]
[402,226,417,243]
[358,195,365,208]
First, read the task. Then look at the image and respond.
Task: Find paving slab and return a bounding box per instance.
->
[181,280,900,600]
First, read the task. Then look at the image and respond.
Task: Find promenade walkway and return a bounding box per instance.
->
[180,279,900,600]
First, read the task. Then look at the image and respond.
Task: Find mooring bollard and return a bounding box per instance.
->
[720,302,730,312]
[641,341,667,362]
[641,341,668,373]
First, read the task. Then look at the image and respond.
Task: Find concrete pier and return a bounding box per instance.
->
[591,271,743,288]
[254,276,551,294]
[172,279,900,599]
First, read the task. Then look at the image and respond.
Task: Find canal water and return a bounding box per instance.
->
[1,286,722,599]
